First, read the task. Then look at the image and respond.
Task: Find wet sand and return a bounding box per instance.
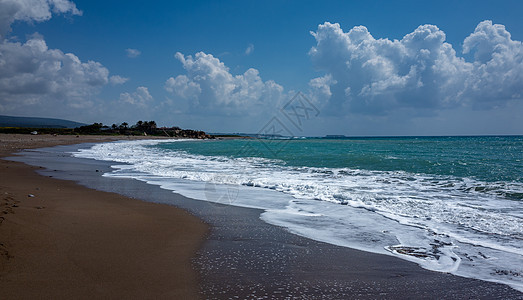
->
[0,134,208,299]
[1,134,522,299]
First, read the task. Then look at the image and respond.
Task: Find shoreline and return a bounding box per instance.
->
[0,134,208,298]
[1,134,522,298]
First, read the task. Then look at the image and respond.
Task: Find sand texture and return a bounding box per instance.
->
[0,134,208,299]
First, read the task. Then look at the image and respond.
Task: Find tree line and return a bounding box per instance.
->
[74,120,213,139]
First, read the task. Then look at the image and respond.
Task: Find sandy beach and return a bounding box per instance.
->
[1,134,521,299]
[0,134,208,299]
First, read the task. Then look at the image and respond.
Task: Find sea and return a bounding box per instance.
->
[72,136,523,292]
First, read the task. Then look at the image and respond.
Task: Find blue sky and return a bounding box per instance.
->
[1,0,522,136]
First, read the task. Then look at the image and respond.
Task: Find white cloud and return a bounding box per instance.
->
[462,21,523,107]
[0,35,109,114]
[245,43,254,55]
[165,51,284,115]
[309,20,523,115]
[109,75,129,85]
[165,75,201,98]
[308,74,336,104]
[126,48,141,58]
[0,0,81,38]
[119,86,152,106]
[0,0,120,120]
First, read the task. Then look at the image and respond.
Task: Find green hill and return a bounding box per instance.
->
[0,115,86,129]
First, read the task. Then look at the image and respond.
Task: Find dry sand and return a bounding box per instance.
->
[0,134,208,299]
[2,134,521,299]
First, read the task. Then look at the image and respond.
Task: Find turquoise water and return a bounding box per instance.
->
[75,136,523,291]
[155,136,523,199]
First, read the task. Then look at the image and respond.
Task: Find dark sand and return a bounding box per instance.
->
[0,134,208,299]
[8,136,522,299]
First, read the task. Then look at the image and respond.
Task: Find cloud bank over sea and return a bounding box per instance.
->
[308,21,523,115]
[162,20,522,124]
[0,0,521,134]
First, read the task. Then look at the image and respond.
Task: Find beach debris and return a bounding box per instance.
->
[495,269,521,277]
[28,194,35,198]
[386,245,430,258]
[30,131,38,135]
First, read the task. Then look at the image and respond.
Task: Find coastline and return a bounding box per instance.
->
[0,134,208,298]
[1,134,522,298]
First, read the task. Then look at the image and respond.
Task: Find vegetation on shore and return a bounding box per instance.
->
[0,120,214,139]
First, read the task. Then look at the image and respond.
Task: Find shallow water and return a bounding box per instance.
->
[73,136,523,291]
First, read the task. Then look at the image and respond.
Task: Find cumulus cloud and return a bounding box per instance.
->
[462,21,523,107]
[165,51,284,115]
[119,86,153,106]
[0,35,109,113]
[0,0,120,119]
[245,43,254,55]
[109,75,129,85]
[308,74,337,104]
[126,48,141,58]
[0,0,81,38]
[165,75,201,98]
[309,20,523,115]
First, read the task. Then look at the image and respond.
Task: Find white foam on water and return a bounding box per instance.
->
[73,139,523,292]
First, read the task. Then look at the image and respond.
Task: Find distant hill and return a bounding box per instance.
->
[0,115,86,129]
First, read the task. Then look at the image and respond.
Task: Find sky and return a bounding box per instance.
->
[0,0,522,136]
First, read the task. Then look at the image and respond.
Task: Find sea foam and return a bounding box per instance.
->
[73,139,523,292]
